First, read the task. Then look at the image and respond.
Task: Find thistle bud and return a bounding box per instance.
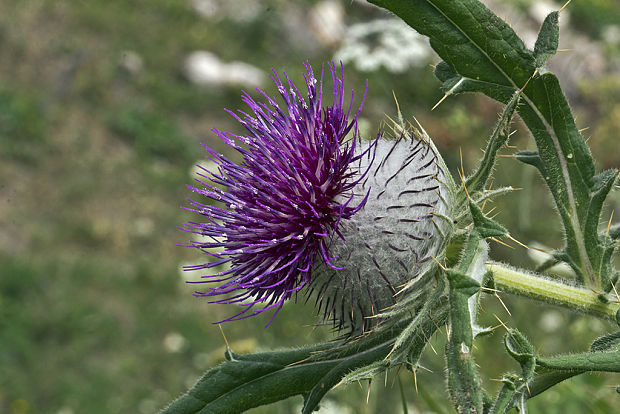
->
[309,121,456,334]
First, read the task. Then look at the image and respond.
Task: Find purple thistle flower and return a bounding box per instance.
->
[182,62,376,325]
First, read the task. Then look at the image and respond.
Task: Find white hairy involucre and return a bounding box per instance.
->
[308,126,455,335]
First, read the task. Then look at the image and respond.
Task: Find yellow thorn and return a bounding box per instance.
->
[559,0,572,12]
[366,380,372,404]
[384,345,396,361]
[480,286,499,293]
[611,282,620,303]
[218,325,230,350]
[421,329,438,355]
[578,126,590,133]
[606,210,614,236]
[385,369,388,387]
[384,114,401,136]
[494,314,509,331]
[417,364,433,374]
[489,211,501,221]
[485,206,497,216]
[505,234,550,253]
[431,92,451,111]
[557,48,573,52]
[490,237,515,249]
[459,148,471,200]
[395,282,411,297]
[412,369,418,393]
[520,69,537,92]
[391,366,402,388]
[430,255,447,271]
[497,154,516,158]
[495,292,513,316]
[461,175,470,199]
[429,63,436,70]
[392,91,402,117]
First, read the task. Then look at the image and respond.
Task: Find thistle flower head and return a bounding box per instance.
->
[182,62,375,324]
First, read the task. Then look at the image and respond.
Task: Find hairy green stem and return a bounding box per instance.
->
[487,263,620,322]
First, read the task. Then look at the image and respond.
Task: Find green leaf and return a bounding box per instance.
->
[159,343,335,414]
[488,375,518,414]
[590,331,620,352]
[487,330,537,414]
[534,11,560,67]
[514,150,546,172]
[160,305,450,414]
[504,331,620,409]
[388,276,445,360]
[301,304,448,414]
[465,90,520,195]
[445,266,484,413]
[369,0,616,291]
[469,201,508,239]
[504,329,535,367]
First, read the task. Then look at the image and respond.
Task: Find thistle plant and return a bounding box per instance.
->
[165,1,620,413]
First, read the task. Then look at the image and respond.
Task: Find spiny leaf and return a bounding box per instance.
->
[465,90,520,195]
[488,375,519,414]
[504,331,620,410]
[339,360,388,384]
[515,150,546,172]
[504,329,535,365]
[534,11,560,67]
[369,0,614,291]
[445,240,486,414]
[590,331,620,353]
[469,201,508,239]
[302,307,448,414]
[160,343,335,414]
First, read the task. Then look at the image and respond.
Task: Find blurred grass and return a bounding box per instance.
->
[0,0,618,413]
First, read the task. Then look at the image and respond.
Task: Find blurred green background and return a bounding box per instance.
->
[1,0,619,413]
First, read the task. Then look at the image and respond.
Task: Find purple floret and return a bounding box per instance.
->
[182,62,376,325]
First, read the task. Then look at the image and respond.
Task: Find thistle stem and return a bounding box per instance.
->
[486,263,620,323]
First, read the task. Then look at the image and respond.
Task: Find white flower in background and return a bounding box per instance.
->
[191,0,218,18]
[310,1,345,46]
[163,332,187,353]
[191,0,262,22]
[335,19,432,73]
[184,51,265,88]
[602,25,620,45]
[119,50,143,75]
